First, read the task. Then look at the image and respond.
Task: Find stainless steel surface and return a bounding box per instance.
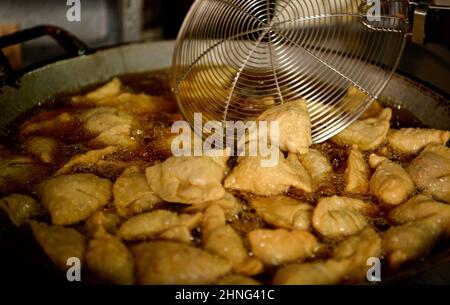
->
[433,0,450,6]
[0,0,171,46]
[408,0,450,47]
[398,42,450,94]
[0,0,173,69]
[412,5,428,44]
[120,0,145,42]
[0,0,120,47]
[173,0,408,143]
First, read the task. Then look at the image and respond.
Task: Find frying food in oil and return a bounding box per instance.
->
[1,74,450,285]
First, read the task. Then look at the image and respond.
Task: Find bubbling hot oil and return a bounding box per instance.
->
[2,70,432,284]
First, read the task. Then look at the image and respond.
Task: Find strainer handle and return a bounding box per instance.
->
[410,2,450,47]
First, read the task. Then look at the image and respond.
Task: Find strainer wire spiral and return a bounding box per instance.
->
[172,0,408,143]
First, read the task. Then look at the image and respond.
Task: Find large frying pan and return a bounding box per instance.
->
[0,26,449,284]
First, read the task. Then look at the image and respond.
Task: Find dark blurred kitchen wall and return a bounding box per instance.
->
[0,0,193,69]
[1,0,449,95]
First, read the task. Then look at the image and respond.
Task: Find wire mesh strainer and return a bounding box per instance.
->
[172,0,408,143]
